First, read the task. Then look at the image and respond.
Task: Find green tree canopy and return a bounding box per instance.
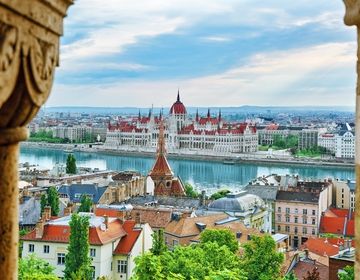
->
[19,254,58,280]
[184,183,199,198]
[78,195,93,213]
[66,154,77,174]
[64,214,93,279]
[338,266,354,280]
[283,272,298,280]
[240,235,284,280]
[200,229,239,253]
[210,189,230,200]
[47,186,60,216]
[40,193,47,216]
[150,229,168,256]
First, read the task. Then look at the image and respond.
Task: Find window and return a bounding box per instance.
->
[57,253,65,265]
[303,217,307,224]
[90,248,96,257]
[303,227,307,234]
[277,215,281,222]
[312,228,316,235]
[43,245,49,254]
[285,226,290,232]
[285,208,290,214]
[277,225,281,232]
[277,207,281,212]
[294,227,298,234]
[117,260,127,274]
[285,216,290,223]
[91,266,95,279]
[312,218,316,225]
[312,210,316,216]
[303,209,307,215]
[28,244,34,252]
[294,217,298,223]
[294,208,298,214]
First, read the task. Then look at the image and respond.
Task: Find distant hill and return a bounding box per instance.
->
[42,105,354,115]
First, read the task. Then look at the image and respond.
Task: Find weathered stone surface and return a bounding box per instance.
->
[343,0,360,277]
[0,0,72,278]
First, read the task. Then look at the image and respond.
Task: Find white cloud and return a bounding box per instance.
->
[49,42,356,107]
[201,36,232,42]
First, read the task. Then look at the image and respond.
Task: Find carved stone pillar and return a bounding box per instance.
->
[343,0,360,277]
[0,0,72,278]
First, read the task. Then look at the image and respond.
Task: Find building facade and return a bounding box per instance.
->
[104,92,258,154]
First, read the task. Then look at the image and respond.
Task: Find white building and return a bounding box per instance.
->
[22,212,153,279]
[104,92,258,154]
[317,133,336,154]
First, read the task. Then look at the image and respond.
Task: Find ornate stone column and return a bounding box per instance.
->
[343,0,360,276]
[0,0,72,278]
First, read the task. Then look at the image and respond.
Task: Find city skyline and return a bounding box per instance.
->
[48,0,356,107]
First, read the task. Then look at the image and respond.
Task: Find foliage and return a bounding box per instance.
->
[19,254,58,280]
[40,193,47,216]
[29,130,69,143]
[338,266,354,280]
[64,213,93,280]
[132,241,245,280]
[200,229,239,253]
[78,195,93,213]
[150,229,168,255]
[210,189,230,200]
[283,272,298,280]
[66,154,77,174]
[272,135,298,150]
[184,182,199,198]
[47,187,60,216]
[303,268,320,280]
[296,146,329,158]
[240,235,284,280]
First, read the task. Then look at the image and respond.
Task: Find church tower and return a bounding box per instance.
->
[148,120,185,196]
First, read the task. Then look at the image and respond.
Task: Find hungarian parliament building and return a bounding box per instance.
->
[104,92,258,154]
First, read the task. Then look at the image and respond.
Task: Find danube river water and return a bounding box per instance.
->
[20,147,355,193]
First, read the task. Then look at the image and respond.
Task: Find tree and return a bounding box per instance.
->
[47,187,60,216]
[338,266,354,280]
[241,235,284,280]
[200,229,239,253]
[184,182,199,198]
[66,154,77,174]
[132,253,165,280]
[205,269,247,280]
[210,189,230,200]
[78,195,93,213]
[64,213,93,279]
[284,272,298,280]
[40,193,47,216]
[19,254,58,280]
[303,267,320,280]
[150,229,168,255]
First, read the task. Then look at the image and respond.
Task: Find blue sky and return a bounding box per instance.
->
[47,0,357,107]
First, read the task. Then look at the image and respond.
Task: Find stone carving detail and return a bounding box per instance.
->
[0,21,20,107]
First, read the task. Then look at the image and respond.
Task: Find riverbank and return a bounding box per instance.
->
[21,141,354,169]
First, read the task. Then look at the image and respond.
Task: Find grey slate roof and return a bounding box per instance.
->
[58,184,107,203]
[127,195,201,209]
[276,190,319,203]
[244,186,278,201]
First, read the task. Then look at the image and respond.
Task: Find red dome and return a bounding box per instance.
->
[169,91,187,115]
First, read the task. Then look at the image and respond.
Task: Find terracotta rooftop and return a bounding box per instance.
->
[319,208,354,237]
[292,260,329,280]
[22,216,126,245]
[113,220,141,255]
[302,237,340,257]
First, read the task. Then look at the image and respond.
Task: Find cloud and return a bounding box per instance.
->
[49,42,356,107]
[201,36,232,42]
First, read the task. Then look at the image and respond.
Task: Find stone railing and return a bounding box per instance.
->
[0,0,72,278]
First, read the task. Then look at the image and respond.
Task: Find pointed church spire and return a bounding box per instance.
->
[138,109,141,120]
[157,119,166,156]
[207,108,210,119]
[177,89,180,102]
[196,109,199,122]
[218,109,222,121]
[148,108,151,118]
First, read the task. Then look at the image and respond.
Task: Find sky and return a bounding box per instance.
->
[47,0,357,108]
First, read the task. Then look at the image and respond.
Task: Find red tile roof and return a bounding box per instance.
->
[302,237,339,257]
[113,220,141,255]
[22,219,126,245]
[149,155,173,178]
[346,219,355,237]
[319,216,345,235]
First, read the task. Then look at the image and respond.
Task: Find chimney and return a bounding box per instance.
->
[35,218,45,239]
[104,215,109,229]
[200,190,206,206]
[304,248,309,259]
[43,206,51,220]
[135,212,141,224]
